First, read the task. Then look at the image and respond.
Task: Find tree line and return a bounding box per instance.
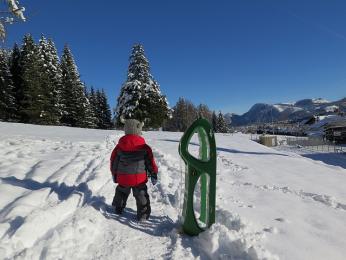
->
[2,38,230,133]
[0,34,113,129]
[163,97,230,133]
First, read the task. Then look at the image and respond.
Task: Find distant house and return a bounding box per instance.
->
[324,121,346,144]
[304,115,344,137]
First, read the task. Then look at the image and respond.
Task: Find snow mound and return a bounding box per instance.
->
[195,209,278,259]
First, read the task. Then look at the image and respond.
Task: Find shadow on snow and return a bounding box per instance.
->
[300,152,346,169]
[160,138,289,156]
[0,177,247,258]
[0,176,176,237]
[100,204,177,237]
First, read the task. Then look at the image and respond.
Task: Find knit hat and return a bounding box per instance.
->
[124,119,144,135]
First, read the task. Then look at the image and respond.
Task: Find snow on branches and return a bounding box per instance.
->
[115,44,171,128]
[7,0,26,21]
[1,0,26,41]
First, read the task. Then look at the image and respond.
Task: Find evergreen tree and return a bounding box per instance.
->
[88,86,99,127]
[0,49,16,120]
[184,99,198,130]
[197,103,212,124]
[143,80,171,128]
[88,86,97,112]
[164,97,197,131]
[37,36,61,124]
[212,111,217,132]
[60,45,93,127]
[96,89,113,129]
[48,38,63,122]
[87,86,96,111]
[86,87,112,129]
[216,111,229,133]
[9,43,22,116]
[19,34,45,123]
[101,89,113,129]
[175,97,189,131]
[115,44,170,128]
[83,86,97,128]
[94,89,103,127]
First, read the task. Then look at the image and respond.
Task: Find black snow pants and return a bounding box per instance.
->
[112,184,151,220]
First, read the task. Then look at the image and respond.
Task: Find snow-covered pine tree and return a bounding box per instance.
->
[142,78,171,128]
[115,44,170,128]
[48,38,63,122]
[212,111,217,132]
[92,89,102,128]
[0,49,16,120]
[83,86,97,128]
[60,45,93,128]
[92,89,111,129]
[98,89,113,129]
[216,111,229,133]
[19,34,46,123]
[88,86,96,108]
[9,43,22,116]
[37,35,61,125]
[87,86,99,127]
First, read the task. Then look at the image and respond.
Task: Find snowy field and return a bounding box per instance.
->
[0,122,345,260]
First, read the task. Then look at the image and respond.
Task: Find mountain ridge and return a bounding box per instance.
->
[227,97,346,126]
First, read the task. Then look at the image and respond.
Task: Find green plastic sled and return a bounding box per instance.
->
[179,117,217,236]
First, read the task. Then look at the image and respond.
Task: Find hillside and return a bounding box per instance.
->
[230,98,346,126]
[0,122,345,259]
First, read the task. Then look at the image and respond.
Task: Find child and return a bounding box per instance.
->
[110,119,158,221]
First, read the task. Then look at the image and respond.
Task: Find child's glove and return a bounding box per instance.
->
[112,174,117,183]
[150,174,158,185]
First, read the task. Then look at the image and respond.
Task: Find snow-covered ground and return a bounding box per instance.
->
[0,122,345,260]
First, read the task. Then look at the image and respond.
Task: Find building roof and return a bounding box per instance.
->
[325,120,346,129]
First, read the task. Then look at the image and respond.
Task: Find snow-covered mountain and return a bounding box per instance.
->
[231,98,345,126]
[223,112,235,125]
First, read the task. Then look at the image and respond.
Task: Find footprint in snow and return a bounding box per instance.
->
[274,218,285,222]
[263,227,278,234]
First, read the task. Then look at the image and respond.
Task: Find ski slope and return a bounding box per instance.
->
[0,122,345,259]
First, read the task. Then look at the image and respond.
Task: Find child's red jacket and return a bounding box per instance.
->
[110,134,158,187]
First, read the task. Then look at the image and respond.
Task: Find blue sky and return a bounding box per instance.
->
[4,0,346,114]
